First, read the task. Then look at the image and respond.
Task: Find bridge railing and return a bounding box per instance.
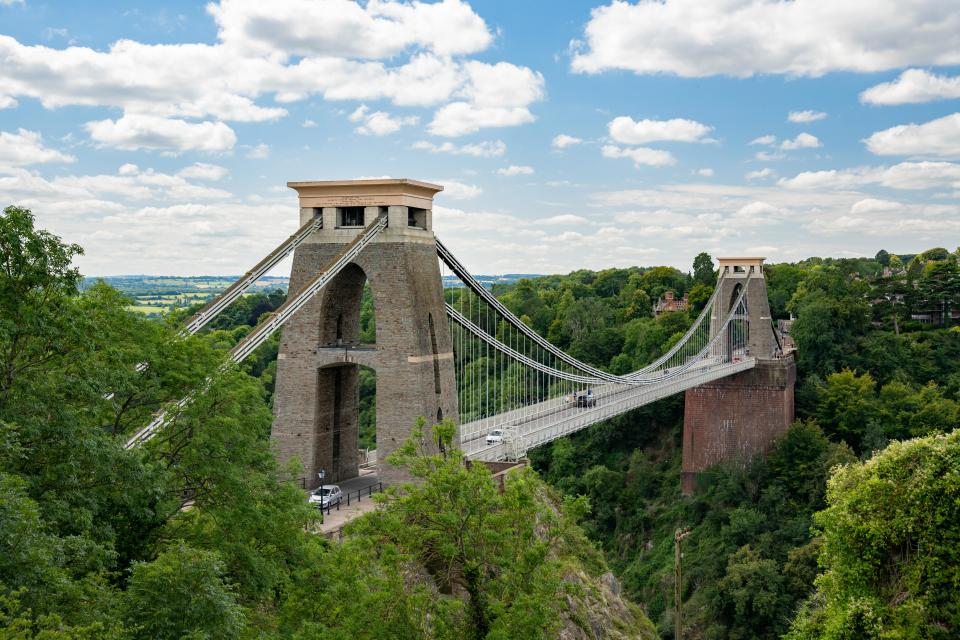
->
[317,481,385,516]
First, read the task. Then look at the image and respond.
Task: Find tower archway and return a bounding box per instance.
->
[271,179,459,488]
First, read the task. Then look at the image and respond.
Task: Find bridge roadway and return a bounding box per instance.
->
[459,357,756,461]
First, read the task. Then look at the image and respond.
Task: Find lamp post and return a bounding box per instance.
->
[675,527,691,640]
[317,469,327,517]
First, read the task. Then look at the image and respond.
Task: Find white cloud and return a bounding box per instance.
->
[736,201,784,218]
[0,163,302,275]
[788,110,827,123]
[434,179,482,200]
[429,103,535,137]
[85,114,236,152]
[0,95,16,110]
[540,214,589,225]
[780,132,821,150]
[864,112,960,158]
[0,128,75,169]
[0,3,545,149]
[589,180,960,260]
[348,104,418,136]
[850,198,901,214]
[208,0,492,59]
[571,0,960,77]
[458,61,544,109]
[177,162,228,181]
[860,69,960,105]
[245,143,270,159]
[552,134,582,149]
[746,168,775,180]
[412,139,506,157]
[0,164,231,205]
[496,165,534,176]
[302,119,317,128]
[602,144,676,167]
[696,168,714,177]
[755,151,785,161]
[749,134,776,146]
[608,116,712,144]
[427,61,545,137]
[780,161,960,190]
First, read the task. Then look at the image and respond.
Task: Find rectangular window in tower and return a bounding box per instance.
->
[407,207,427,229]
[338,207,364,227]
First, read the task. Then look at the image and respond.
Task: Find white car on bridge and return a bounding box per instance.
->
[486,428,504,445]
[308,484,342,509]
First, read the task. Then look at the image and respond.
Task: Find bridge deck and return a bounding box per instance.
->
[460,358,756,461]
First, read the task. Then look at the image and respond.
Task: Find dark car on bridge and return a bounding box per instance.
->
[575,392,596,408]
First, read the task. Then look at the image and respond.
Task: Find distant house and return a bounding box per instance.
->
[653,291,688,316]
[881,266,906,278]
[911,307,960,326]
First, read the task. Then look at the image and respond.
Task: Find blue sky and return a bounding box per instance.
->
[1,0,959,276]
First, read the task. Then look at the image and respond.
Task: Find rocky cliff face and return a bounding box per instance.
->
[558,569,658,640]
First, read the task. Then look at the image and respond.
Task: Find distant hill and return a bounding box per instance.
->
[443,273,543,288]
[82,275,290,295]
[85,273,542,316]
[83,275,290,316]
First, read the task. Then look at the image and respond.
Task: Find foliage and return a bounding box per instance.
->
[122,543,244,640]
[692,251,716,286]
[513,244,960,639]
[7,203,960,639]
[787,430,960,639]
[0,207,320,637]
[280,419,656,639]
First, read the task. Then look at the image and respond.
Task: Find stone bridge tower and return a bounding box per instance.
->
[271,179,458,488]
[681,257,796,493]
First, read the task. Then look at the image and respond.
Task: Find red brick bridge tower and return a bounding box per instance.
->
[681,257,796,494]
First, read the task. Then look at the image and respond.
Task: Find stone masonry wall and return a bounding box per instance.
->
[681,358,796,494]
[271,233,458,489]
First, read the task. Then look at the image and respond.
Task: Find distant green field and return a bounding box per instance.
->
[83,275,289,316]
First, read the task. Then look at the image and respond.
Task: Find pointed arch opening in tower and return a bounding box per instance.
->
[314,263,378,478]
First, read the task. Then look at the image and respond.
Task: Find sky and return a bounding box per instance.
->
[1,0,959,277]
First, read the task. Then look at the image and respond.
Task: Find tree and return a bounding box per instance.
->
[692,252,715,286]
[0,208,321,636]
[787,430,960,639]
[123,544,244,640]
[715,545,790,636]
[874,249,890,267]
[918,260,960,325]
[640,266,688,300]
[687,282,713,314]
[788,267,870,376]
[815,370,877,450]
[0,206,82,407]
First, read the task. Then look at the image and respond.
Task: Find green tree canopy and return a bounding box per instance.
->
[788,430,960,640]
[692,252,715,286]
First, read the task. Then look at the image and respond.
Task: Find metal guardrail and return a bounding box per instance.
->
[317,481,384,516]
